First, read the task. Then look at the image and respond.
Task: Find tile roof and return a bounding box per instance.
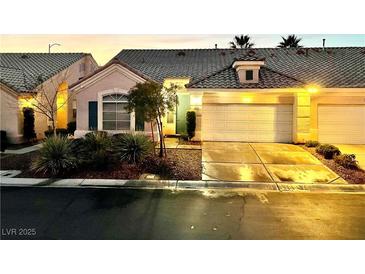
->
[187,65,304,89]
[0,53,87,92]
[115,47,365,89]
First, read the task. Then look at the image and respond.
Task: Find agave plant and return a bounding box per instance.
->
[82,131,114,168]
[32,136,77,176]
[115,133,153,164]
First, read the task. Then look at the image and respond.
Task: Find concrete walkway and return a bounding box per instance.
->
[2,143,42,154]
[1,177,364,193]
[202,142,346,184]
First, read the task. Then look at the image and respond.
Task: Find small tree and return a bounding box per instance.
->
[186,111,196,140]
[230,35,255,49]
[23,107,36,142]
[21,68,71,137]
[126,81,179,157]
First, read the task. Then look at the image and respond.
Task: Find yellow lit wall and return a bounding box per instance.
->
[56,82,68,128]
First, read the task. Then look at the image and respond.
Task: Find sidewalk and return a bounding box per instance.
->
[2,144,42,154]
[1,177,365,193]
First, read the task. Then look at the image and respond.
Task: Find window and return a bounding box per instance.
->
[102,94,130,130]
[72,100,77,119]
[246,70,254,81]
[166,111,174,123]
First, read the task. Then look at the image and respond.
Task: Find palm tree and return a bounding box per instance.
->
[277,34,303,48]
[230,35,254,49]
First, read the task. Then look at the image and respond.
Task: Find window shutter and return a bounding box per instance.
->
[88,101,98,130]
[135,108,145,131]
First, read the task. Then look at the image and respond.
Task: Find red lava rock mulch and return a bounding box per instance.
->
[302,146,365,184]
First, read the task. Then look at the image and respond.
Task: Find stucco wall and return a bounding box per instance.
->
[74,64,152,137]
[0,86,21,143]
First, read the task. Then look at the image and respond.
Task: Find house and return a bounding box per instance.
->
[0,53,98,143]
[70,47,365,144]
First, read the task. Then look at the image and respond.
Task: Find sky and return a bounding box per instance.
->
[1,34,364,65]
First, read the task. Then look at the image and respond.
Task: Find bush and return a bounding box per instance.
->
[44,128,68,138]
[186,111,196,140]
[23,107,36,141]
[316,144,341,159]
[67,121,76,135]
[305,140,320,147]
[114,133,153,164]
[334,154,359,169]
[82,131,113,168]
[0,130,8,152]
[141,155,174,178]
[32,136,77,176]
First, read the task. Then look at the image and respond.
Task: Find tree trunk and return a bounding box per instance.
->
[150,121,156,156]
[156,117,164,158]
[51,116,56,137]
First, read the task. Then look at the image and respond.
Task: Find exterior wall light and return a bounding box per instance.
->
[306,85,320,93]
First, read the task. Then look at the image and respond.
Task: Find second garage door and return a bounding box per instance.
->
[318,105,365,144]
[202,104,293,142]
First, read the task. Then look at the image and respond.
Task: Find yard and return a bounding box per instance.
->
[0,148,201,180]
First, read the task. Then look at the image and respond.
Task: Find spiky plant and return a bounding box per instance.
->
[82,131,114,168]
[115,133,153,164]
[32,136,77,176]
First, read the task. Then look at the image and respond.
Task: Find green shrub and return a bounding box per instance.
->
[67,121,76,135]
[114,133,153,164]
[0,130,8,152]
[316,144,341,159]
[44,128,68,138]
[32,136,77,176]
[186,111,196,140]
[334,154,359,169]
[82,131,113,168]
[23,107,36,141]
[305,140,320,147]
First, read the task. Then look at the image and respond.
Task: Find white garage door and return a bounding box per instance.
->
[202,104,293,142]
[318,105,365,144]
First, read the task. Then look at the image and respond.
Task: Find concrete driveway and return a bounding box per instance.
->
[202,142,346,184]
[335,144,365,170]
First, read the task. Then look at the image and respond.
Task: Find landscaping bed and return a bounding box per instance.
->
[302,146,365,184]
[0,149,202,180]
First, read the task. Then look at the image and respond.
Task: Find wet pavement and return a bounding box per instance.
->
[202,142,344,184]
[1,186,365,239]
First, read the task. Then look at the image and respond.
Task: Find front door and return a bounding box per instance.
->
[176,93,190,134]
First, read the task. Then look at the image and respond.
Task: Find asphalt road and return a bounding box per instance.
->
[1,186,365,240]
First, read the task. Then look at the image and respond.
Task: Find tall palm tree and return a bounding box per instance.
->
[230,35,254,49]
[277,34,303,48]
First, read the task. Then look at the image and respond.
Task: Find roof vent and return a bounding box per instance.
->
[21,54,29,59]
[177,51,186,56]
[247,50,256,56]
[220,51,226,56]
[296,49,305,55]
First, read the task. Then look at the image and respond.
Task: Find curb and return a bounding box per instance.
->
[1,178,365,193]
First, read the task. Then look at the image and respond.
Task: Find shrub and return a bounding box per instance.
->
[82,131,113,168]
[334,154,359,169]
[67,121,76,135]
[305,140,320,147]
[32,136,77,176]
[44,128,68,138]
[316,144,341,159]
[0,130,8,152]
[114,133,153,164]
[23,107,36,141]
[141,155,174,178]
[186,111,196,140]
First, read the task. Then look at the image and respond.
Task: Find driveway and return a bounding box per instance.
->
[335,144,365,170]
[202,142,346,184]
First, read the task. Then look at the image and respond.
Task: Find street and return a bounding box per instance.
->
[1,186,365,239]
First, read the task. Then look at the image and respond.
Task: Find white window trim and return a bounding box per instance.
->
[97,88,135,132]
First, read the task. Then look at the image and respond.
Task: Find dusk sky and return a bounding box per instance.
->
[1,34,364,65]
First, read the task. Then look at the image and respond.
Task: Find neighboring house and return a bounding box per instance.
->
[0,53,98,143]
[70,47,365,144]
